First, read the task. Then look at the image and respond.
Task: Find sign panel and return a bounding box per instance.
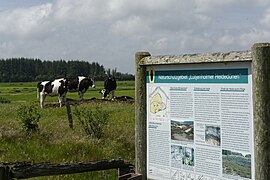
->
[146,62,254,180]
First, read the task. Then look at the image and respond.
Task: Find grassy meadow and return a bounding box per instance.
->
[0,81,135,179]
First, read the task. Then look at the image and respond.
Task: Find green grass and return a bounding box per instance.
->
[0,81,135,179]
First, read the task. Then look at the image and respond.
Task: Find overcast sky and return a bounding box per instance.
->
[0,0,270,74]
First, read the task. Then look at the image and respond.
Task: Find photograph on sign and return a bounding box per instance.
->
[171,120,194,143]
[205,125,221,146]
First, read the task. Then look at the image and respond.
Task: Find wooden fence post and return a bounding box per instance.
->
[66,101,73,128]
[135,52,151,180]
[252,43,270,180]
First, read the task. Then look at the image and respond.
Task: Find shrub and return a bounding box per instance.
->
[17,104,41,133]
[74,105,110,139]
[0,97,10,104]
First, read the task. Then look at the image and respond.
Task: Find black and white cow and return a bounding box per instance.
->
[67,76,95,100]
[99,76,117,100]
[37,78,68,108]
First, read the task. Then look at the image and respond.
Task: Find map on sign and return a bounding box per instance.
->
[150,93,165,114]
[149,86,169,117]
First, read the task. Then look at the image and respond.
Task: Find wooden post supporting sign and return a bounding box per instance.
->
[252,43,270,180]
[135,52,150,180]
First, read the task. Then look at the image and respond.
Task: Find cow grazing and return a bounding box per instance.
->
[67,76,95,100]
[100,76,117,100]
[37,78,68,108]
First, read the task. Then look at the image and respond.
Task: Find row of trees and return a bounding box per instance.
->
[0,58,134,82]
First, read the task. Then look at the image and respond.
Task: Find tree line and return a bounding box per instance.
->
[0,58,134,82]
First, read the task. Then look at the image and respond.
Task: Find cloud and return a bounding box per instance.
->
[239,29,270,47]
[0,0,269,73]
[107,0,172,15]
[193,0,235,13]
[218,35,235,46]
[194,0,270,13]
[153,38,168,50]
[0,3,53,38]
[111,16,151,38]
[260,7,270,28]
[255,0,270,6]
[237,5,270,48]
[53,0,104,23]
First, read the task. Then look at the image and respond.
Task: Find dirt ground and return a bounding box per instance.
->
[44,96,134,108]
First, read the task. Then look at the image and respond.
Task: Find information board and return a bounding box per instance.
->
[146,62,254,180]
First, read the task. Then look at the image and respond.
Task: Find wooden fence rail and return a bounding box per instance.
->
[0,159,135,179]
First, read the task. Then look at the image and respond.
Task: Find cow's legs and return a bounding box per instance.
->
[37,88,40,99]
[58,94,66,107]
[78,91,84,100]
[105,91,110,99]
[40,93,46,108]
[111,90,115,100]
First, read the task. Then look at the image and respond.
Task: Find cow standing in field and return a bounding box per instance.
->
[67,76,95,100]
[100,76,117,100]
[37,78,68,108]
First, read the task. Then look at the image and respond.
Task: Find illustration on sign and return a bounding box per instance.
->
[149,86,169,116]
